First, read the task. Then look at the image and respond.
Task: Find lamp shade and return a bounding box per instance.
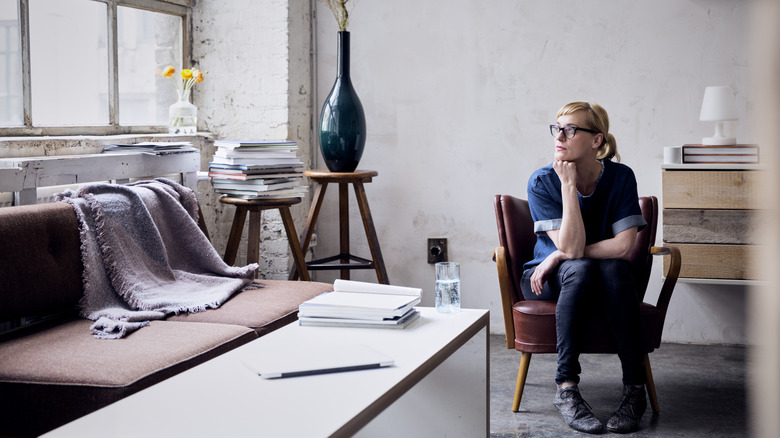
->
[699,86,738,121]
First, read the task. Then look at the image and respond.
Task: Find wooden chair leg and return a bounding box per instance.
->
[289,182,327,280]
[644,354,660,413]
[353,182,389,284]
[279,206,311,281]
[223,206,248,266]
[338,182,350,280]
[246,208,262,266]
[513,352,532,412]
[196,202,210,241]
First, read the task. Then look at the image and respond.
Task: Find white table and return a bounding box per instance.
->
[42,307,489,438]
[0,149,199,205]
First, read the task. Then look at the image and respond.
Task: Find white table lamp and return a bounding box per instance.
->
[699,86,738,145]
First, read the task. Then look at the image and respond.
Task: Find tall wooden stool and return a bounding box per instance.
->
[220,196,310,281]
[289,169,389,284]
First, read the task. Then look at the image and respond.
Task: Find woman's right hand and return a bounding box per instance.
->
[553,160,578,188]
[530,250,566,295]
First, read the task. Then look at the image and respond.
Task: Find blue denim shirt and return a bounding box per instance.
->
[524,159,647,270]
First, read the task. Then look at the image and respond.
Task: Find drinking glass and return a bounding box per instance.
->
[435,262,460,313]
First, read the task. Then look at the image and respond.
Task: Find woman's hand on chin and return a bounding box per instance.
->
[553,160,578,188]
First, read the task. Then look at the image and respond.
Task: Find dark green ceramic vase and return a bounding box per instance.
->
[319,31,366,173]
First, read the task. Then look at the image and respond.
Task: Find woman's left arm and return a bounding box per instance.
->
[583,227,637,260]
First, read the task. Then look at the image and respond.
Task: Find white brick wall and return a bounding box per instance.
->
[192,0,314,279]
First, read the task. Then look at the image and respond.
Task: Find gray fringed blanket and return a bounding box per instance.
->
[57,178,258,339]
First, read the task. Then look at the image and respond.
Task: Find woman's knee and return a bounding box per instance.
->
[599,259,638,300]
[558,258,597,283]
[599,258,632,277]
[556,258,598,296]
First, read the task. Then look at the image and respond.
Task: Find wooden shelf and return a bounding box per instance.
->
[661,163,766,170]
[675,277,765,286]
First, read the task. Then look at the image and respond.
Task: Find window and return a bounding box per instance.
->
[0,0,190,135]
[30,0,109,126]
[0,1,22,126]
[118,6,182,126]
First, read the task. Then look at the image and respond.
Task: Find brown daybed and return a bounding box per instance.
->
[0,202,332,437]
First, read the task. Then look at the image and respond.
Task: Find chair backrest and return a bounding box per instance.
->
[493,195,535,305]
[493,194,658,304]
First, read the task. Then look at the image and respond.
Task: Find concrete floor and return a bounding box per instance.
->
[489,335,748,437]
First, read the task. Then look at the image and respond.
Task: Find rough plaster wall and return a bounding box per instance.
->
[191,0,313,278]
[313,0,751,344]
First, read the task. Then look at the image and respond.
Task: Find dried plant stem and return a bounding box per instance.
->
[322,0,354,31]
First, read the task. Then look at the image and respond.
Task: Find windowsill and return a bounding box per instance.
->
[0,132,213,159]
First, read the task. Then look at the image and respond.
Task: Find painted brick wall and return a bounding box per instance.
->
[191,0,313,279]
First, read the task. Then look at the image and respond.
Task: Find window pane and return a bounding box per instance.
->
[30,0,108,126]
[0,0,22,126]
[118,6,181,126]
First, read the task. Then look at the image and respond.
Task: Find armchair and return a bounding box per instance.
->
[492,194,681,413]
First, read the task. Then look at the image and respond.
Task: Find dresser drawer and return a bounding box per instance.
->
[663,243,757,280]
[662,208,760,245]
[662,170,761,209]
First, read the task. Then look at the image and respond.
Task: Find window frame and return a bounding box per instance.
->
[3,0,191,136]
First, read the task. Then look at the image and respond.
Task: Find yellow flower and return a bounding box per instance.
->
[159,65,205,92]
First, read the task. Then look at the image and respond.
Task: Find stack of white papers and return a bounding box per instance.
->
[298,280,422,329]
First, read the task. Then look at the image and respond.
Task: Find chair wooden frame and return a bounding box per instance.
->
[492,194,681,413]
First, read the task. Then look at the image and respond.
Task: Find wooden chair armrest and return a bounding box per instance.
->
[493,246,516,349]
[650,245,682,315]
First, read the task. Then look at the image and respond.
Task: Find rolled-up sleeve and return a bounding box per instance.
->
[611,166,646,235]
[527,170,563,236]
[612,214,646,236]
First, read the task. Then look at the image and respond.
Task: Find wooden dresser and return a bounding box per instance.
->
[661,163,765,283]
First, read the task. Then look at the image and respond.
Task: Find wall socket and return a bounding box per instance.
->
[427,238,448,264]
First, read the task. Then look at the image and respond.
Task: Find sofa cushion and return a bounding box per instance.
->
[0,203,83,321]
[0,318,257,437]
[165,279,333,336]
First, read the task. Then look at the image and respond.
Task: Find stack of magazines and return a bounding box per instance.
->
[208,140,307,199]
[298,280,422,329]
[103,141,195,154]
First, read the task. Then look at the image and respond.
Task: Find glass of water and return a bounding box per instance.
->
[435,262,460,313]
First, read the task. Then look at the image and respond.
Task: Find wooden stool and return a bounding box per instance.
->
[289,169,389,284]
[220,196,310,281]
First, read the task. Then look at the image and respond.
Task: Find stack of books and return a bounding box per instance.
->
[208,140,307,199]
[298,280,422,329]
[682,144,759,164]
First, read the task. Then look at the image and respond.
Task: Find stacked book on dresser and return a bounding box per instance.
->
[682,144,759,164]
[298,280,422,329]
[208,140,307,199]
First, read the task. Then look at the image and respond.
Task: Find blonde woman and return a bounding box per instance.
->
[522,102,647,434]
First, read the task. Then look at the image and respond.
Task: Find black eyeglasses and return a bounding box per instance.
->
[549,124,599,139]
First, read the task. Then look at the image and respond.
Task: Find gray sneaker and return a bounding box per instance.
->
[553,385,603,434]
[606,385,647,433]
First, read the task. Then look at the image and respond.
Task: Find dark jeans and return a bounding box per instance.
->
[520,258,646,386]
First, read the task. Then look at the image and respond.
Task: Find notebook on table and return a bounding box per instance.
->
[241,343,394,379]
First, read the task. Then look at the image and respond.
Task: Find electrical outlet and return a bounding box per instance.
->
[427,238,448,264]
